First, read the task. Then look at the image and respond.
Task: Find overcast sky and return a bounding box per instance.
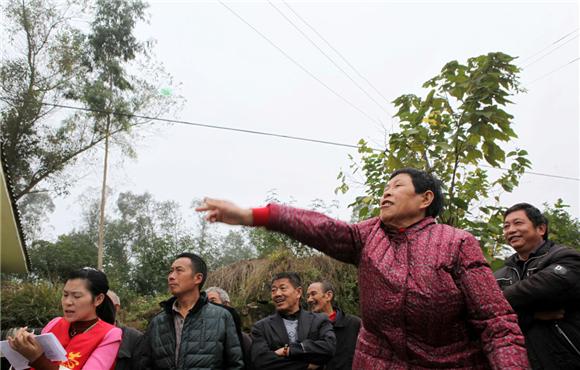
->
[45,0,579,239]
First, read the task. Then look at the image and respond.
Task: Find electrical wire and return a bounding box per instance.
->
[282,0,392,109]
[2,96,577,182]
[267,0,390,118]
[521,28,579,64]
[527,57,579,84]
[523,34,579,69]
[217,0,383,129]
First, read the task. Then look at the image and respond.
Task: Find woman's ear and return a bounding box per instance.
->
[420,190,435,210]
[94,293,105,307]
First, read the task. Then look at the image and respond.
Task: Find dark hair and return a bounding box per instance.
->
[389,168,444,217]
[313,280,335,303]
[66,268,115,324]
[504,203,549,240]
[271,272,302,289]
[175,252,208,289]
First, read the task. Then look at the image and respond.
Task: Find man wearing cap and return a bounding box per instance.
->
[107,290,143,370]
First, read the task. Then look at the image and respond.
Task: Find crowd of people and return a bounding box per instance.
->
[6,168,580,369]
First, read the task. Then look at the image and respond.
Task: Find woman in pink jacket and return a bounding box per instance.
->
[8,267,122,370]
[197,168,529,369]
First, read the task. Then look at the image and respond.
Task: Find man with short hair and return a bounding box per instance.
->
[250,272,335,370]
[140,253,243,370]
[495,203,580,369]
[306,281,360,370]
[107,290,143,370]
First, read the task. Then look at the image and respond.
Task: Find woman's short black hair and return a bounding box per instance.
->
[389,168,444,218]
[504,203,549,240]
[67,267,116,324]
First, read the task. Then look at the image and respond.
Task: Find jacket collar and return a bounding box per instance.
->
[505,240,554,266]
[160,291,208,316]
[332,308,347,328]
[381,216,435,236]
[271,309,313,343]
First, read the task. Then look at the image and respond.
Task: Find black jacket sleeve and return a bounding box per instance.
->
[250,320,306,370]
[137,322,154,370]
[222,309,245,370]
[503,247,580,310]
[288,316,336,365]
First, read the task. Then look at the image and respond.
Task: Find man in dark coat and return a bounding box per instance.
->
[250,272,336,370]
[107,290,143,370]
[306,280,360,370]
[206,286,253,370]
[494,203,580,369]
[139,252,244,370]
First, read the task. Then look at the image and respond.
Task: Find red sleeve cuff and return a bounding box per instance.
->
[252,207,270,226]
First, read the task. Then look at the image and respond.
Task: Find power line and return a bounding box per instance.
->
[282,1,392,109]
[521,28,579,64]
[1,98,361,149]
[3,97,577,182]
[523,34,579,69]
[217,0,383,129]
[527,57,579,84]
[267,0,390,119]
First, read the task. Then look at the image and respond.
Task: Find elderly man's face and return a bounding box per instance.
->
[307,283,332,314]
[207,291,223,305]
[379,173,431,229]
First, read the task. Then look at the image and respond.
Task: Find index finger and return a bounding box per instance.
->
[195,198,218,212]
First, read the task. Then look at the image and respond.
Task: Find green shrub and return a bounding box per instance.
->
[1,280,62,329]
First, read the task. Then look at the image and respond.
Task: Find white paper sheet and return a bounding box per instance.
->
[0,333,67,370]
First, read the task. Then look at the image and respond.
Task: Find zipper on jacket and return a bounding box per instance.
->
[555,323,580,357]
[521,253,547,277]
[508,266,521,281]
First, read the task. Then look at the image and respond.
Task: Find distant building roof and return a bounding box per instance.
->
[1,147,30,273]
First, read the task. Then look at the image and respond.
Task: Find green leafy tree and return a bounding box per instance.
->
[338,52,531,256]
[543,199,580,250]
[0,0,181,245]
[28,233,98,282]
[1,0,87,201]
[112,192,194,294]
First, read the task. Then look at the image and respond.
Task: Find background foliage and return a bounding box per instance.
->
[338,52,532,257]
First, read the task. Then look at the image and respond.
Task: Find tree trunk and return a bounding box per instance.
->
[97,118,110,271]
[97,75,113,271]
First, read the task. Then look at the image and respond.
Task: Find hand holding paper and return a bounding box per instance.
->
[1,332,66,370]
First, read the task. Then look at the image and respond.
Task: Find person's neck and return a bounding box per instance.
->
[175,290,200,316]
[322,305,334,316]
[517,240,545,261]
[385,214,426,231]
[74,315,98,323]
[280,307,300,317]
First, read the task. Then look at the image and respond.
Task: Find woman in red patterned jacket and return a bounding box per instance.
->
[197,168,529,369]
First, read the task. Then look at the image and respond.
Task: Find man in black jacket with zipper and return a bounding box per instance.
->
[250,272,336,370]
[494,203,580,369]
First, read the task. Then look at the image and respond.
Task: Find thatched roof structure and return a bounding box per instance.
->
[205,250,359,328]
